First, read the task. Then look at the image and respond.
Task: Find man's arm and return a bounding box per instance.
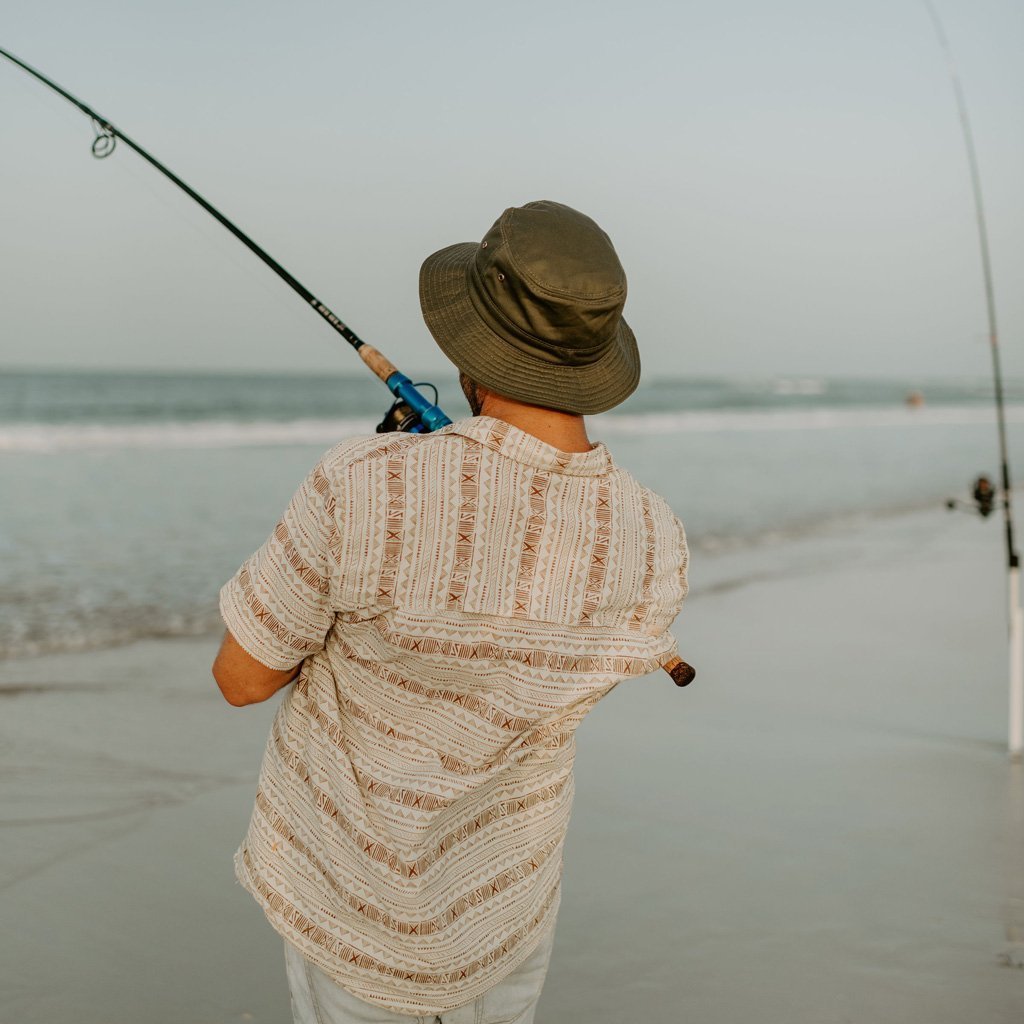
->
[215,454,342,707]
[212,630,300,707]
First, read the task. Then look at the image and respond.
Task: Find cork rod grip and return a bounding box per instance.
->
[358,345,400,383]
[662,656,696,687]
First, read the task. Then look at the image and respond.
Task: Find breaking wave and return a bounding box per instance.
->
[3,404,1024,453]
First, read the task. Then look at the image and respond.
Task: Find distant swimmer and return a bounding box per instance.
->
[905,390,925,408]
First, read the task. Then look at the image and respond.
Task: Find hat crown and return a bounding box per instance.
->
[470,201,628,362]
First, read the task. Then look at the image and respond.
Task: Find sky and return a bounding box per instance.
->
[1,0,1022,381]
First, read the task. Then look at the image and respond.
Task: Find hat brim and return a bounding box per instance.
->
[419,242,640,415]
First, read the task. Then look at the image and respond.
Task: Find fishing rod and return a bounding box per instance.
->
[923,2,1022,758]
[2,46,697,691]
[0,46,451,435]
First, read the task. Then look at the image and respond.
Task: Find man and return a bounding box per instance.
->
[213,200,690,1022]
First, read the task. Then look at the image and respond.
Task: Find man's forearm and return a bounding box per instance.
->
[212,631,301,706]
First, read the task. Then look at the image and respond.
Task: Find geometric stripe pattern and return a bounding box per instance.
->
[219,416,688,1015]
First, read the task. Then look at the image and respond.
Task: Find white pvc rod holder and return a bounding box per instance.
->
[1010,566,1023,760]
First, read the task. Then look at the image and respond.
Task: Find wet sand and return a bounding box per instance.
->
[1,508,1021,1022]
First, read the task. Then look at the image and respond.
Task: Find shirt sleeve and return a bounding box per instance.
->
[219,456,340,671]
[675,514,690,605]
[649,513,690,675]
[643,505,690,650]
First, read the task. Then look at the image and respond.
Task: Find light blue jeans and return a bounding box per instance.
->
[284,926,556,1024]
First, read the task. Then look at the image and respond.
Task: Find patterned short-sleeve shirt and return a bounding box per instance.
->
[220,416,689,1014]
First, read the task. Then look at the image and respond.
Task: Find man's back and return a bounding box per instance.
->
[220,415,688,1014]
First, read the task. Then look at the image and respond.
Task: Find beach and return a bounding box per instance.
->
[5,0,1024,1015]
[2,504,1021,1023]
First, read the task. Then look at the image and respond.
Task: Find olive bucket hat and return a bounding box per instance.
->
[419,200,640,415]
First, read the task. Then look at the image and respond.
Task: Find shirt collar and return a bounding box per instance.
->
[442,416,614,477]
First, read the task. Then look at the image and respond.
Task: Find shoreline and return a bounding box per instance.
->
[1,498,1001,666]
[1,506,1022,1022]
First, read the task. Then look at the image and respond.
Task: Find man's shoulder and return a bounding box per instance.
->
[643,484,681,524]
[316,427,464,481]
[608,462,680,520]
[320,432,415,471]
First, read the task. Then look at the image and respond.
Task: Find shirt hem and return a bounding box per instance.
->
[233,843,561,1015]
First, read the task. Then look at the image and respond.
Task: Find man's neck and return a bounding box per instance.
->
[477,394,592,453]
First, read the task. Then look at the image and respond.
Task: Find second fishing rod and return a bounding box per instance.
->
[0,45,450,435]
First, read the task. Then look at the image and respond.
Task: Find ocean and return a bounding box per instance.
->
[2,368,1021,659]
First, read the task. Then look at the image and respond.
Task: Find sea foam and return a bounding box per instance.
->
[2,404,1023,452]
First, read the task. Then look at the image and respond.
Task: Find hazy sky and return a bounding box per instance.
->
[2,0,1022,381]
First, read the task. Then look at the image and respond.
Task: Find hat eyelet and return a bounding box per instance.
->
[497,273,505,282]
[481,241,488,249]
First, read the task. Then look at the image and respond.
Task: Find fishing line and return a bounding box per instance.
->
[103,148,334,338]
[922,2,1015,557]
[923,0,1022,757]
[0,45,450,435]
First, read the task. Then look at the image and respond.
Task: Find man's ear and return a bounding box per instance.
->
[459,372,488,416]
